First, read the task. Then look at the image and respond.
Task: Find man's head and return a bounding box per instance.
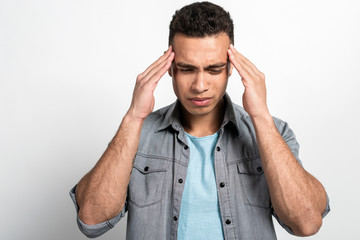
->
[168,2,234,119]
[168,1,234,46]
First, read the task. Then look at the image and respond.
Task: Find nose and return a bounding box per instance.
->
[191,71,208,93]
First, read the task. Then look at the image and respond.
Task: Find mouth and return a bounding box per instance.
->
[189,97,212,106]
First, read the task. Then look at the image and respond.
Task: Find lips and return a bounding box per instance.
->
[189,97,211,106]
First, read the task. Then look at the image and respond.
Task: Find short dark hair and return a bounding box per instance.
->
[168,1,234,45]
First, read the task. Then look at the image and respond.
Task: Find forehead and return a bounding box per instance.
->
[172,33,230,66]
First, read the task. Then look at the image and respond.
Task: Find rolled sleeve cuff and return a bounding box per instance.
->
[69,185,127,238]
[273,192,330,235]
[322,192,331,218]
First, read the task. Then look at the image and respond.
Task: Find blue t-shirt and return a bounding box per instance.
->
[177,131,224,240]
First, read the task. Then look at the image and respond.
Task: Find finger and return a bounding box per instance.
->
[228,45,257,73]
[153,52,174,83]
[152,58,173,85]
[228,52,256,88]
[144,51,174,83]
[228,49,264,86]
[228,49,251,79]
[229,44,251,65]
[139,46,172,79]
[140,48,174,83]
[142,52,174,90]
[229,44,261,75]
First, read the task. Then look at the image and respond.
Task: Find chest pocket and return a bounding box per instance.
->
[237,157,271,208]
[128,157,167,207]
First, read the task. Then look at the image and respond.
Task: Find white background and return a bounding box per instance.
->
[1,0,359,239]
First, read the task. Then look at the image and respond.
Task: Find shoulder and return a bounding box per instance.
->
[231,102,250,122]
[136,102,178,158]
[137,102,176,147]
[142,103,174,130]
[230,101,291,135]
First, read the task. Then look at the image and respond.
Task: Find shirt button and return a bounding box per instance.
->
[257,167,262,172]
[216,146,221,151]
[225,219,231,225]
[173,216,178,221]
[219,182,225,188]
[184,145,189,150]
[144,166,149,172]
[178,179,183,184]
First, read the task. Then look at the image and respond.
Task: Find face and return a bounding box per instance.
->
[169,33,233,118]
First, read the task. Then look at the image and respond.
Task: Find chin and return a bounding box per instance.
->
[183,105,214,116]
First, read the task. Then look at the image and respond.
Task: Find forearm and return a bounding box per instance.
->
[251,114,327,236]
[74,48,174,225]
[76,113,143,225]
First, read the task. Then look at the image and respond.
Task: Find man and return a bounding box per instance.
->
[70,2,330,239]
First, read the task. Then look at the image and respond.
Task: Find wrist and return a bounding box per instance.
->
[125,108,147,125]
[250,112,274,128]
[121,112,146,133]
[113,111,145,143]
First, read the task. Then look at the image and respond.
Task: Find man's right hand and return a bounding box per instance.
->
[128,46,175,121]
[76,46,174,226]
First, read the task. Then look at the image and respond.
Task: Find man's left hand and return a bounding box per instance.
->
[227,44,270,119]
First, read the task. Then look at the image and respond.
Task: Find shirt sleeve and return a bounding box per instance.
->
[69,185,127,238]
[272,193,330,235]
[271,118,331,235]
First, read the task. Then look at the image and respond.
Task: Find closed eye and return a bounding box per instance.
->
[179,68,194,72]
[208,69,224,74]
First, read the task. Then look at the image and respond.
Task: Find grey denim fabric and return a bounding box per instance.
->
[70,93,330,240]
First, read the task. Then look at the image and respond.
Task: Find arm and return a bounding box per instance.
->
[75,47,175,225]
[228,45,327,236]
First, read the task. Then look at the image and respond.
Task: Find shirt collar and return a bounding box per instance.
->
[154,92,239,134]
[222,93,239,133]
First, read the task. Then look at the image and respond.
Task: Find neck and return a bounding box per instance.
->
[180,99,225,137]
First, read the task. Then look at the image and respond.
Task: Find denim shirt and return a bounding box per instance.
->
[70,93,330,239]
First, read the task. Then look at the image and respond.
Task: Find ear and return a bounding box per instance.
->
[227,61,233,77]
[168,63,173,77]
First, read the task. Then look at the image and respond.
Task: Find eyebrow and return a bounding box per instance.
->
[176,62,227,69]
[176,63,196,69]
